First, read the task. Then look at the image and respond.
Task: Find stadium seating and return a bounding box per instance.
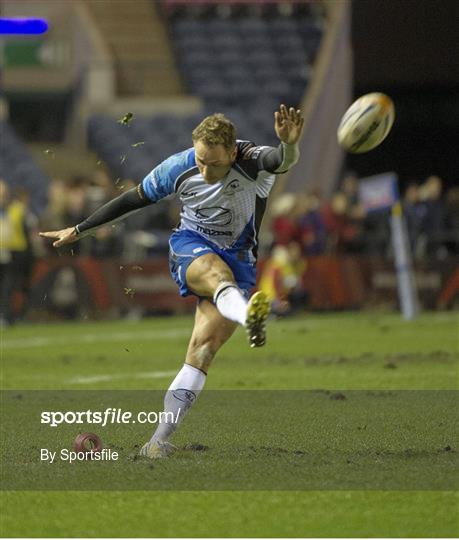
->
[87,9,323,181]
[0,121,50,214]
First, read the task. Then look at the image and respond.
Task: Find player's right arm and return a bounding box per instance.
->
[39,149,194,248]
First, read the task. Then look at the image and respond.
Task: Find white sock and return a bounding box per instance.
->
[214,281,248,326]
[150,363,206,444]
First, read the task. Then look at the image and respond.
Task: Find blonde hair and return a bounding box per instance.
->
[192,113,236,150]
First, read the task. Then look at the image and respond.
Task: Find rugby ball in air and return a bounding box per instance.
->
[337,92,395,153]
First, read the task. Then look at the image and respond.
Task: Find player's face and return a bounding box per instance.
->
[194,141,237,184]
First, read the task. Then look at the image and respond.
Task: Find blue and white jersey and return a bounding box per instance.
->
[142,140,276,259]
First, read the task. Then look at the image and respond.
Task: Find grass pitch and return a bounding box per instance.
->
[1,312,458,537]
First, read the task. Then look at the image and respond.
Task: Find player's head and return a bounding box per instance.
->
[192,114,237,183]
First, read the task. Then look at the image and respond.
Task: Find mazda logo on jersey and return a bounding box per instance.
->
[195,206,233,226]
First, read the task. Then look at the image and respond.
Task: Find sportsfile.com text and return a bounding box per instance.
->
[40,408,180,427]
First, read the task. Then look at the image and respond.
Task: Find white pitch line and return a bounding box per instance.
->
[2,328,190,349]
[69,370,178,384]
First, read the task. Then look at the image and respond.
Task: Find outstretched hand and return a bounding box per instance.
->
[39,227,79,248]
[274,104,304,145]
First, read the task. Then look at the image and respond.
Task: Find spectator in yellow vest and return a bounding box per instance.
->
[0,180,36,325]
[259,241,308,315]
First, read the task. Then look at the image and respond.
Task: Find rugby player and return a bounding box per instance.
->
[40,104,304,458]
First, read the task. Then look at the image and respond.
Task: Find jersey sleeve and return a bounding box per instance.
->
[237,140,284,177]
[142,148,195,202]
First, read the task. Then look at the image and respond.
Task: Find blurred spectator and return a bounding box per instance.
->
[48,267,80,319]
[40,177,68,231]
[341,172,360,208]
[361,208,390,256]
[60,176,89,256]
[259,241,308,315]
[86,169,118,214]
[0,180,37,325]
[86,170,123,258]
[420,175,447,258]
[342,174,367,247]
[65,175,88,224]
[321,192,363,253]
[270,193,301,246]
[297,192,327,255]
[403,183,425,253]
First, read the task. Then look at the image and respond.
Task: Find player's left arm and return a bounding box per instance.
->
[40,149,189,248]
[259,104,304,174]
[39,184,151,247]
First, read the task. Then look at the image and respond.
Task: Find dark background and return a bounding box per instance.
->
[348,0,459,189]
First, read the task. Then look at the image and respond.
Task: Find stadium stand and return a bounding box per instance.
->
[86,2,324,180]
[85,0,183,96]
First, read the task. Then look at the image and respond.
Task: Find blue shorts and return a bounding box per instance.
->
[168,229,256,297]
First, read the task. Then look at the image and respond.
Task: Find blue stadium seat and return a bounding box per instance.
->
[228,81,259,104]
[173,18,209,37]
[211,33,242,50]
[179,50,215,69]
[245,48,278,64]
[175,35,208,54]
[195,80,228,102]
[222,65,252,85]
[188,66,223,85]
[242,34,273,51]
[202,18,236,34]
[216,48,245,65]
[236,18,268,35]
[271,34,304,51]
